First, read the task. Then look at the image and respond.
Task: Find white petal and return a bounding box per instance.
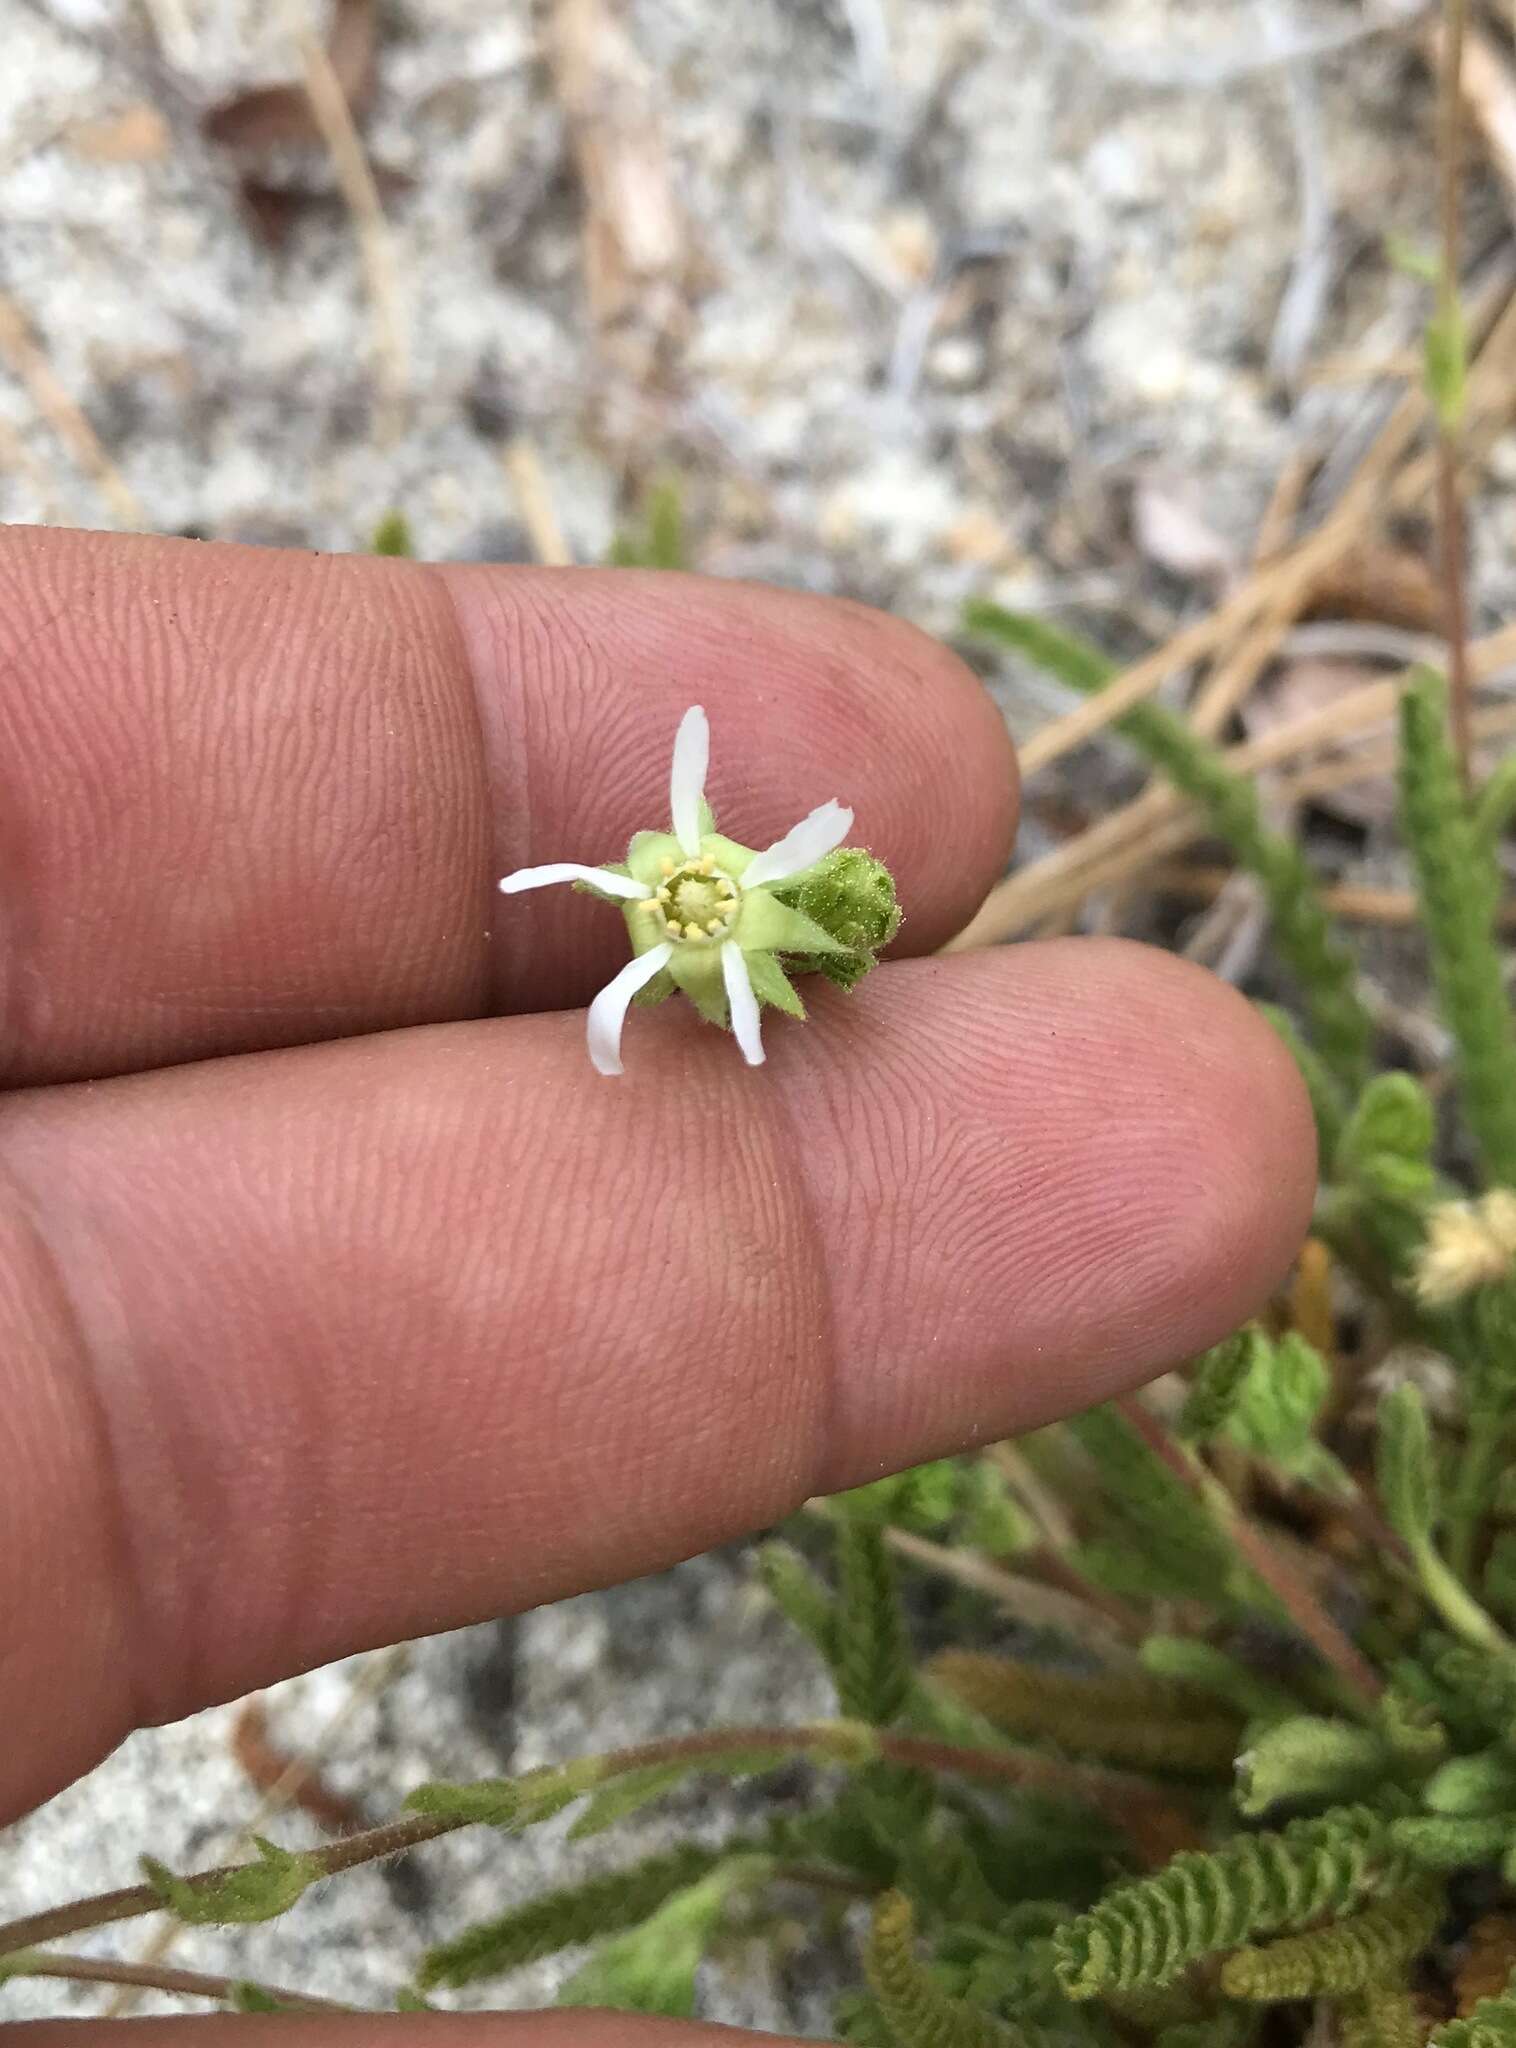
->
[669,704,710,858]
[722,942,765,1067]
[586,943,674,1076]
[499,863,650,901]
[739,801,854,889]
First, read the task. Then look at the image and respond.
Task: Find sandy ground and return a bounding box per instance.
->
[0,0,1505,2025]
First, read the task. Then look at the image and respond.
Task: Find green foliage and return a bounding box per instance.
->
[607,476,686,569]
[756,1539,838,1663]
[1220,1329,1349,1491]
[1426,295,1469,432]
[866,1891,1058,2048]
[141,1838,321,1927]
[1054,1806,1408,1998]
[1234,1716,1391,1817]
[1430,1980,1516,2045]
[771,847,903,990]
[1176,1329,1260,1444]
[1424,1748,1516,1815]
[833,1515,914,1726]
[1393,1812,1516,1869]
[1067,1405,1244,1608]
[557,1855,771,2017]
[1259,1003,1349,1171]
[1399,668,1516,1186]
[1138,1635,1301,1724]
[228,1982,300,2013]
[1378,1383,1439,1550]
[370,510,413,556]
[1343,1987,1431,2048]
[418,1843,734,1991]
[965,600,1373,1091]
[1219,1879,1443,1999]
[929,1652,1242,1775]
[1342,1073,1438,1174]
[405,1770,584,1831]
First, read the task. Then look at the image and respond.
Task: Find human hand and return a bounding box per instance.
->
[0,527,1314,2042]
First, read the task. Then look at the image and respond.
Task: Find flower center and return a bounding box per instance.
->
[645,857,741,944]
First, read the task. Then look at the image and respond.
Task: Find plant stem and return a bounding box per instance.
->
[1412,1534,1516,1658]
[1437,0,1474,789]
[0,1949,355,2013]
[0,1721,1193,1961]
[1114,1395,1384,1704]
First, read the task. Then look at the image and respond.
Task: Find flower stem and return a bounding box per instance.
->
[1411,1533,1516,1658]
[0,1949,355,2013]
[1114,1395,1384,1704]
[0,1721,1194,1961]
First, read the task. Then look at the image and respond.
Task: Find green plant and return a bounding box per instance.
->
[8,590,1516,2048]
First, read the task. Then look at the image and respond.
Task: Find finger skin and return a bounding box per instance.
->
[0,940,1314,1823]
[0,529,1015,1084]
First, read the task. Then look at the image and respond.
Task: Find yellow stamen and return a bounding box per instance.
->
[706,918,724,935]
[698,857,714,875]
[666,921,683,937]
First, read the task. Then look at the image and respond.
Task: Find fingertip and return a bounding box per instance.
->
[803,938,1320,1471]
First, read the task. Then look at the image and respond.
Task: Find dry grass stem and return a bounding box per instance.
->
[282,0,408,447]
[0,292,143,527]
[503,437,575,565]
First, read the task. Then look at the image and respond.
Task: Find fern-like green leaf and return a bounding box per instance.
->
[834,1517,914,1726]
[966,601,1373,1091]
[417,1844,734,1990]
[866,1891,1058,2048]
[1219,1878,1443,1999]
[929,1652,1242,1774]
[1177,1329,1261,1444]
[1399,668,1516,1186]
[1054,1805,1408,1998]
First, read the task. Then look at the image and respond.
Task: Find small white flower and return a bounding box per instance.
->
[1414,1188,1516,1307]
[499,706,856,1075]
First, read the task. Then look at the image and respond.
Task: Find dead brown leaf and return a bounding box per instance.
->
[203,0,376,152]
[67,104,171,164]
[1302,540,1444,634]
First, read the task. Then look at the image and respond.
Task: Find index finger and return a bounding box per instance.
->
[0,529,1015,1086]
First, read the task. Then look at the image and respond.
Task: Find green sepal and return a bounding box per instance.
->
[739,888,849,957]
[632,969,677,1007]
[396,1988,436,2012]
[668,944,728,1025]
[574,861,639,906]
[745,948,806,1017]
[700,830,751,875]
[626,833,683,890]
[142,1837,320,1926]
